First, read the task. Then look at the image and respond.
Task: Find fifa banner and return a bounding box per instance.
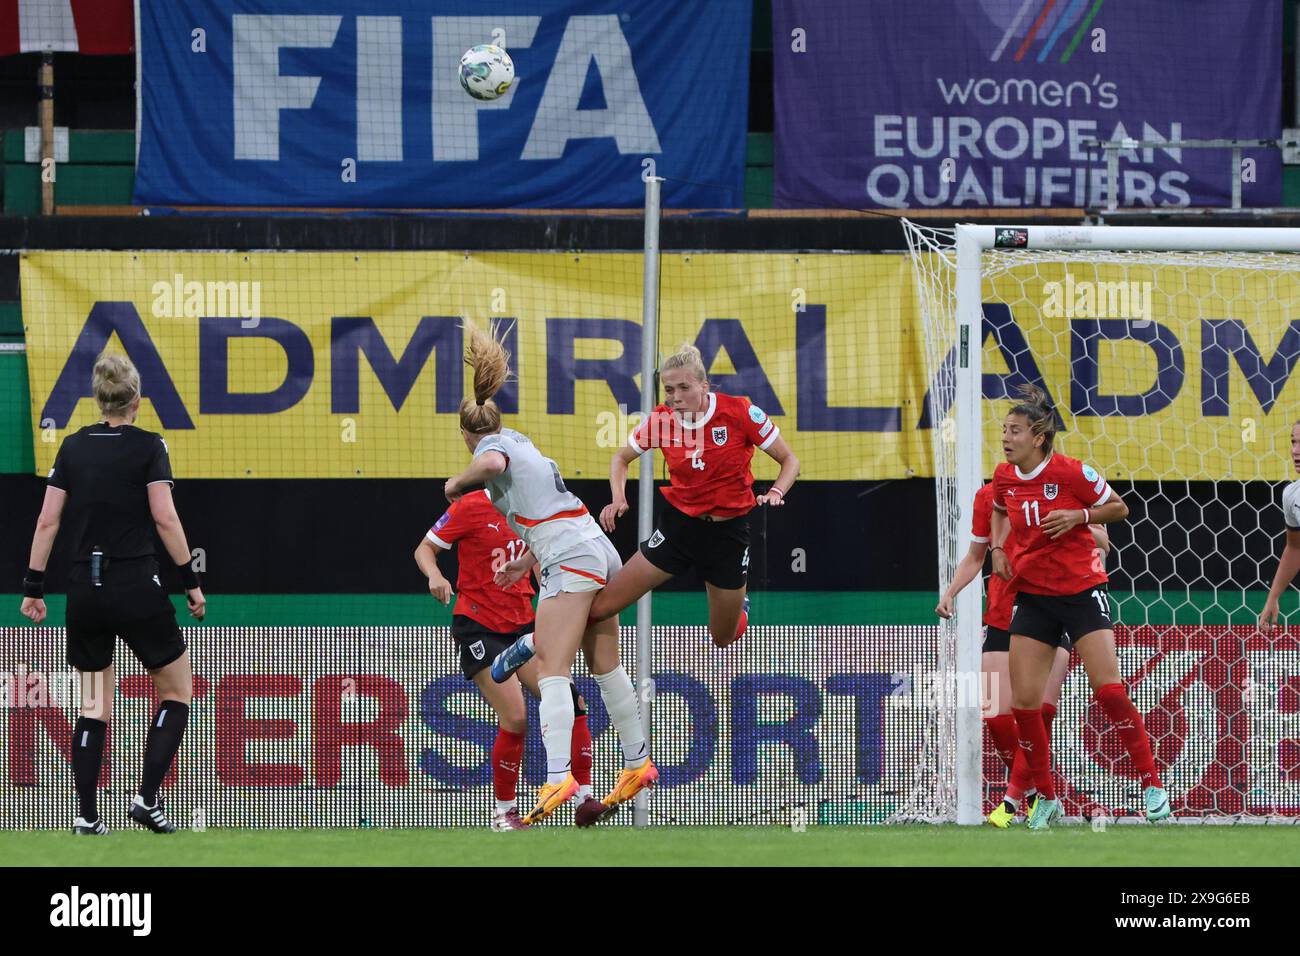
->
[2,626,1296,828]
[134,0,749,208]
[773,0,1281,208]
[21,250,1300,481]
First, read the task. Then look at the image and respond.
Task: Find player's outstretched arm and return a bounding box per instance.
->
[601,445,639,531]
[990,506,1013,580]
[1260,528,1300,631]
[414,537,453,606]
[495,549,539,588]
[936,540,990,619]
[756,436,800,506]
[445,451,507,502]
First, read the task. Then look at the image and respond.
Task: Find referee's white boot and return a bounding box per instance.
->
[72,816,109,836]
[129,795,178,834]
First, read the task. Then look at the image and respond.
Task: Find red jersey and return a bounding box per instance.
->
[971,483,1017,630]
[992,453,1112,596]
[426,490,535,634]
[629,392,779,518]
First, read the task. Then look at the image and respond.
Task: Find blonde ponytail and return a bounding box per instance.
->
[458,319,512,435]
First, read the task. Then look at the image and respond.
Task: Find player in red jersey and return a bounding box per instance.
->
[414,489,601,830]
[989,385,1170,828]
[937,482,1109,826]
[589,343,801,646]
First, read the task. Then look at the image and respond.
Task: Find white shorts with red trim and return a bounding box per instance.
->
[537,535,623,602]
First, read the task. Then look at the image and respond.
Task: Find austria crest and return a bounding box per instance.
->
[1043,483,1059,500]
[712,426,728,446]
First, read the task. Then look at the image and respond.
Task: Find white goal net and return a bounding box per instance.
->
[904,221,1300,824]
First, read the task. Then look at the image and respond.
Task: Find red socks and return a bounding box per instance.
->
[1012,707,1056,800]
[571,714,593,788]
[492,728,526,802]
[495,712,593,803]
[984,714,1019,773]
[1006,748,1035,802]
[1094,682,1162,789]
[1041,701,1057,747]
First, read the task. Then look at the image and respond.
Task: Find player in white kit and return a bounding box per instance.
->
[1260,421,1300,630]
[442,321,658,825]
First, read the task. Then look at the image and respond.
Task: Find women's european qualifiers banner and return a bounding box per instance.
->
[19,250,1300,481]
[772,0,1281,209]
[133,0,749,208]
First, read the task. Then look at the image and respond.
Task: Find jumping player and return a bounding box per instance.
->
[1259,420,1300,631]
[589,343,800,647]
[937,482,1110,826]
[442,321,656,826]
[990,385,1170,829]
[415,488,601,829]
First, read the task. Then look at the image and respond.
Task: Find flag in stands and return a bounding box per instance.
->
[0,0,133,55]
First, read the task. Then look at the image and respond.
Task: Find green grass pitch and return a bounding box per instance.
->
[3,825,1298,867]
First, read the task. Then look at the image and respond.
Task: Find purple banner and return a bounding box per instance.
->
[773,0,1281,209]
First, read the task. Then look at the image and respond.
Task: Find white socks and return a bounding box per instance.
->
[495,799,516,814]
[594,665,648,769]
[537,675,575,784]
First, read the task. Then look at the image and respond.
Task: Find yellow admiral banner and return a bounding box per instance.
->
[20,250,1300,480]
[21,251,923,480]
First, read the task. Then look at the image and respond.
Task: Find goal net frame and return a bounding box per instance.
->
[909,223,1300,826]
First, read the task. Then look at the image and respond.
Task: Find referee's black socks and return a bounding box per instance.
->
[72,716,108,822]
[139,700,190,805]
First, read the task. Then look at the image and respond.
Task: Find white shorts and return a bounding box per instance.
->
[537,535,622,602]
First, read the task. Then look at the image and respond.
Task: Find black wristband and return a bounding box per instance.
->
[990,546,1004,554]
[22,568,45,599]
[177,561,200,590]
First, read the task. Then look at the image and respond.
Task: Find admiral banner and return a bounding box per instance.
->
[20,250,1300,480]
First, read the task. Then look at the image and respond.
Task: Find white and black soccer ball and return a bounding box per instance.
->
[459,44,515,101]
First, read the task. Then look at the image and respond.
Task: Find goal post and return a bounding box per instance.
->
[907,221,1300,825]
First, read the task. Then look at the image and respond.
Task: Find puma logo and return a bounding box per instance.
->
[488,522,501,532]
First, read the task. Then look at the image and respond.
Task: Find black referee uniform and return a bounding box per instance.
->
[49,422,186,671]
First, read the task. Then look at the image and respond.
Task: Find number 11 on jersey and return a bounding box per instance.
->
[1022,500,1040,525]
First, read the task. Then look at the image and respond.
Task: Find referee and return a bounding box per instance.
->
[19,353,205,835]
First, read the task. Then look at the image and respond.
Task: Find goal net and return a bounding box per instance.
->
[904,221,1300,824]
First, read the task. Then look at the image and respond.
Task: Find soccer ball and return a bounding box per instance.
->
[459,44,515,101]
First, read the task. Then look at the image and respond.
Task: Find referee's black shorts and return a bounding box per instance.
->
[638,499,751,590]
[1010,586,1111,650]
[65,556,186,672]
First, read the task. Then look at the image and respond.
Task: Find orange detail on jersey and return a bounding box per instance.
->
[558,565,607,586]
[513,504,590,527]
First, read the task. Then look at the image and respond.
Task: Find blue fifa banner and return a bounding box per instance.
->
[134,1,750,208]
[773,0,1282,209]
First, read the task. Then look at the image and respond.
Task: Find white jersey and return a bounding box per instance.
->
[1283,478,1300,531]
[475,428,604,567]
